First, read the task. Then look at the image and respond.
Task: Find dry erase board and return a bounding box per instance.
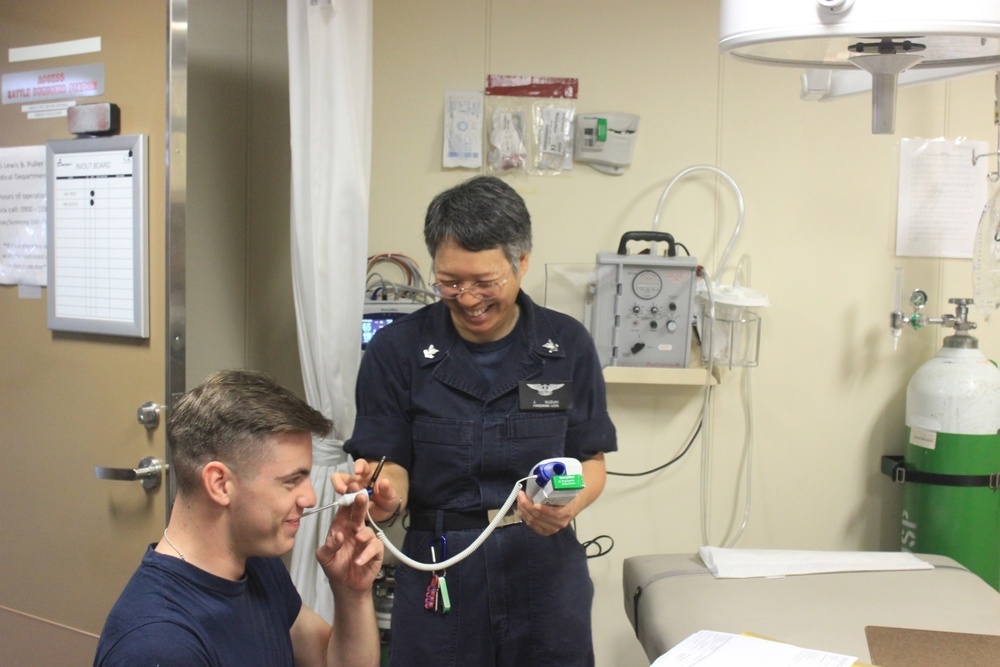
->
[46,134,148,337]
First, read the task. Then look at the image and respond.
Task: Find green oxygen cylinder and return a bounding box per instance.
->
[902,329,1000,590]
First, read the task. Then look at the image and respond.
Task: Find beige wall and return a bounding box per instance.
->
[368,2,1000,663]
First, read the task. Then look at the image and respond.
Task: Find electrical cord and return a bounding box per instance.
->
[365,253,436,303]
[606,419,703,478]
[367,280,438,302]
[581,533,614,559]
[366,253,425,288]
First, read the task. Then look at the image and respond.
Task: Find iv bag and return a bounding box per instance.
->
[972,182,1000,322]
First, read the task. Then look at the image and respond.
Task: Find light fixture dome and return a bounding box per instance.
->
[720,0,1000,133]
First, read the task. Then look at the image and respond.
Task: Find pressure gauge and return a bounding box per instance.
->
[632,270,662,300]
[910,289,928,309]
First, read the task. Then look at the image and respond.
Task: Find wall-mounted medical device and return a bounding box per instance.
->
[573,112,639,175]
[589,232,698,368]
[362,300,423,349]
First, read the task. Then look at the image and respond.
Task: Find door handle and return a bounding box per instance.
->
[136,401,162,430]
[94,456,166,491]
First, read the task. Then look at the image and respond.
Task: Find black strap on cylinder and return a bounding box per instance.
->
[881,455,1000,490]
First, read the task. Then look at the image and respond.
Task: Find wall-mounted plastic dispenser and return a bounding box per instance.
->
[573,112,639,175]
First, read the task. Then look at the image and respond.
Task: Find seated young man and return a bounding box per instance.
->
[95,369,383,667]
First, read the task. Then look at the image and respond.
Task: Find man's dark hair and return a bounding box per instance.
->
[168,369,332,493]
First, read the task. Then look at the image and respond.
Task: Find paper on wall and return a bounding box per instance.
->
[0,145,47,286]
[896,137,988,258]
[442,91,483,169]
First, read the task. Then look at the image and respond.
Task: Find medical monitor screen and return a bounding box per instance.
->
[362,314,401,349]
[362,301,423,349]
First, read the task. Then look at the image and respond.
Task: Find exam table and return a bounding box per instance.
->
[623,552,1000,664]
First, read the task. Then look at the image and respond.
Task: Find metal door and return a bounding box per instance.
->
[0,1,293,661]
[0,0,172,657]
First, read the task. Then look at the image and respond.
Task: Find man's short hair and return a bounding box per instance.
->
[423,175,533,273]
[167,369,332,493]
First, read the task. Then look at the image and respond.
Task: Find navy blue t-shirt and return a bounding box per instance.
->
[94,546,302,667]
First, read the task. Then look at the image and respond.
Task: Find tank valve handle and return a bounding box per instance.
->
[889,288,978,347]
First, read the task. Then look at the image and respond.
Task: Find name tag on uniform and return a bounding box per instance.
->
[518,382,573,411]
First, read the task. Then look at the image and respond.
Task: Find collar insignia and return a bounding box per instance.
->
[423,344,439,359]
[542,339,559,354]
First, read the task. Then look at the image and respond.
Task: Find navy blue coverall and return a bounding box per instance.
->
[345,291,617,667]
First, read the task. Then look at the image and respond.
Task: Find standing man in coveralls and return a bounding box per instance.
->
[338,175,617,666]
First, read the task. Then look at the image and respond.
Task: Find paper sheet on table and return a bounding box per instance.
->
[698,547,933,579]
[651,630,857,667]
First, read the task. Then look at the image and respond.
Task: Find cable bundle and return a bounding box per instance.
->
[365,253,437,302]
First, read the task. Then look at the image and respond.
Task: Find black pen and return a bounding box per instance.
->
[367,456,387,493]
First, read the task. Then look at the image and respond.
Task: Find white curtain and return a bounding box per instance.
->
[287,0,372,622]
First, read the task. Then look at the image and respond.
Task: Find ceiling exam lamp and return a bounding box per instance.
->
[718,0,1000,134]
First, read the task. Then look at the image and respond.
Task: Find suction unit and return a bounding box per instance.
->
[589,231,698,369]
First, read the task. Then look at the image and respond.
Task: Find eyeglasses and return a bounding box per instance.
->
[431,267,511,300]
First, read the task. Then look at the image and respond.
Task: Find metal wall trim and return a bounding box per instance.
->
[165,0,189,519]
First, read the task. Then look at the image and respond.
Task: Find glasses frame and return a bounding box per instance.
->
[431,266,512,300]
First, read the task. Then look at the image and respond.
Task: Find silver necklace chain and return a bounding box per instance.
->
[162,528,186,562]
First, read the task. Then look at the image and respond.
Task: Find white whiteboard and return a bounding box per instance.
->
[46,134,147,337]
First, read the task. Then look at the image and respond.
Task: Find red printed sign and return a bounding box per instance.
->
[2,63,104,105]
[485,75,578,99]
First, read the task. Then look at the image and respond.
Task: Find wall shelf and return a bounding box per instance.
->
[602,366,719,386]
